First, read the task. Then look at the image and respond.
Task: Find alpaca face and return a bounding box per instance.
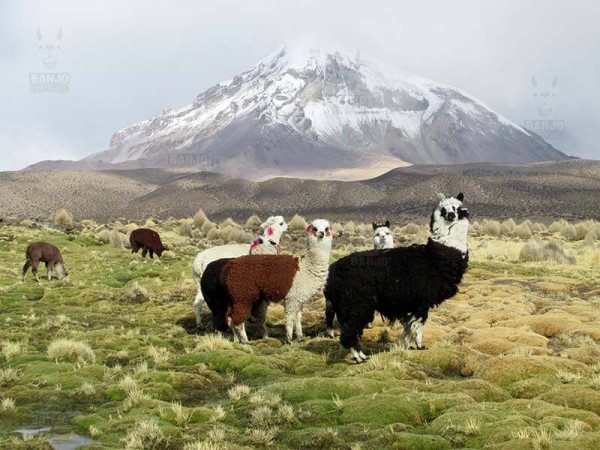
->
[306,219,333,250]
[261,215,288,242]
[430,193,469,253]
[373,227,393,250]
[55,263,68,279]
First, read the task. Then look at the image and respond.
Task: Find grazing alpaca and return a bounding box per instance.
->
[325,193,469,363]
[192,216,288,328]
[22,242,68,282]
[221,219,333,344]
[130,228,165,258]
[372,220,394,250]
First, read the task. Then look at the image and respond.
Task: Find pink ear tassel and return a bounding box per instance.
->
[267,227,273,236]
[305,224,312,233]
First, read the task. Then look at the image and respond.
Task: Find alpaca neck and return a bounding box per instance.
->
[430,219,469,255]
[300,241,331,276]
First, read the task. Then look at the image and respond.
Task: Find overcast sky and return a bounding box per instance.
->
[1,0,598,171]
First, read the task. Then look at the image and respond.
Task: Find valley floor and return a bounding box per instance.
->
[0,221,599,449]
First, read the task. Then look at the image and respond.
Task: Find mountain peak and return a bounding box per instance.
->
[79,41,567,179]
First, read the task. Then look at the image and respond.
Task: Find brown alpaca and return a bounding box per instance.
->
[22,242,68,282]
[130,228,165,258]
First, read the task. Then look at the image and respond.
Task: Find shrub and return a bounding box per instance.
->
[548,220,567,233]
[206,228,220,241]
[402,223,421,235]
[532,223,547,233]
[561,224,578,241]
[245,215,262,228]
[513,223,533,239]
[519,239,576,264]
[47,339,95,364]
[482,220,501,237]
[501,218,516,232]
[110,229,125,248]
[288,215,308,232]
[343,221,355,234]
[500,223,512,236]
[332,222,343,235]
[54,208,73,229]
[179,222,193,238]
[193,210,208,228]
[574,223,590,240]
[201,221,216,234]
[220,218,239,228]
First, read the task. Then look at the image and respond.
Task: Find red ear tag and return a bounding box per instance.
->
[267,227,273,236]
[305,224,312,233]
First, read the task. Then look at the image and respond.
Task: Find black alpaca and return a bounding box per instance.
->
[130,228,165,259]
[324,193,469,363]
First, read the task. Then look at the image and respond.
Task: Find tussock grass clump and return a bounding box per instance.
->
[54,208,73,229]
[513,223,533,240]
[402,223,421,235]
[548,219,567,233]
[110,229,126,248]
[1,340,24,361]
[245,215,262,228]
[0,368,20,386]
[227,384,251,400]
[482,220,501,237]
[124,282,150,303]
[118,375,138,393]
[343,221,355,234]
[501,218,517,232]
[77,382,97,396]
[532,222,547,233]
[96,229,112,243]
[553,420,589,440]
[519,239,576,264]
[248,427,277,446]
[332,222,343,235]
[201,221,217,234]
[1,397,16,412]
[170,402,192,426]
[251,406,273,428]
[469,221,482,234]
[561,224,578,241]
[220,218,239,228]
[179,222,194,238]
[206,228,220,241]
[148,345,171,367]
[183,441,224,450]
[47,339,96,364]
[194,334,233,352]
[288,214,308,232]
[120,419,167,450]
[210,405,226,423]
[193,210,209,228]
[122,386,152,411]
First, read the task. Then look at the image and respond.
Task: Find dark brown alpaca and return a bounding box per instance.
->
[130,228,165,258]
[22,242,68,282]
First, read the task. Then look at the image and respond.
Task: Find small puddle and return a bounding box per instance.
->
[15,427,93,450]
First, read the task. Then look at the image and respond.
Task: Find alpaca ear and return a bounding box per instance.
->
[372,221,379,230]
[385,220,390,228]
[456,192,464,202]
[305,224,313,233]
[437,193,446,201]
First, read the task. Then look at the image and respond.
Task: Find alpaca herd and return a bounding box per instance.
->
[19,192,470,363]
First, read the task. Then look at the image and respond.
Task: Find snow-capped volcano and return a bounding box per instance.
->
[83,39,567,179]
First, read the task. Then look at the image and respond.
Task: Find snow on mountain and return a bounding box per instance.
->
[83,38,567,179]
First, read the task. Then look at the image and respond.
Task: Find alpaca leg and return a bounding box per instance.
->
[47,261,55,281]
[22,260,32,281]
[349,347,369,364]
[193,287,204,329]
[414,318,427,350]
[32,260,40,282]
[232,323,250,344]
[149,249,154,259]
[402,320,414,349]
[294,310,303,342]
[284,305,299,344]
[141,246,148,258]
[340,321,368,363]
[252,300,269,339]
[325,301,335,338]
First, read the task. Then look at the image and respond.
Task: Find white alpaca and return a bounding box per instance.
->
[191,215,288,328]
[222,219,333,344]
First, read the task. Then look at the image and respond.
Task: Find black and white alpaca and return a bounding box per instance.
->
[372,220,393,250]
[324,193,469,363]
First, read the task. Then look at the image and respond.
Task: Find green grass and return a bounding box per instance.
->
[0,224,599,449]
